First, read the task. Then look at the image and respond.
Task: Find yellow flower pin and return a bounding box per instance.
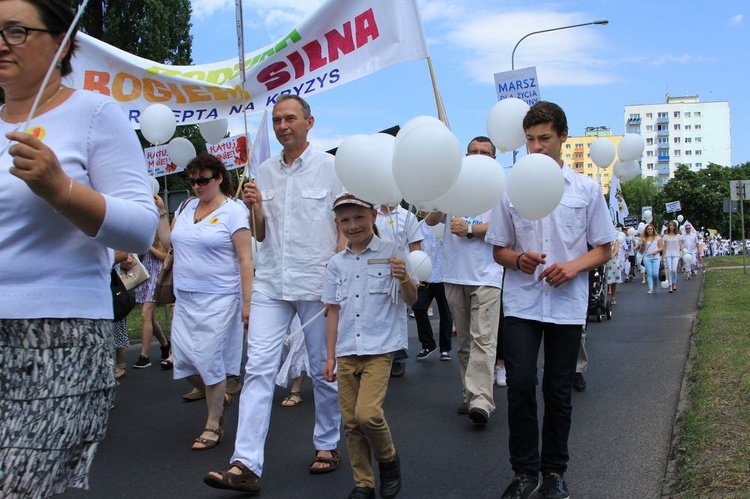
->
[209,217,219,224]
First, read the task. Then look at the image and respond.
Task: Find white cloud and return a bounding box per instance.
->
[192,0,323,27]
[728,14,743,25]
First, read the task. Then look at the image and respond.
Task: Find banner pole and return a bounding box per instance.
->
[426,57,449,127]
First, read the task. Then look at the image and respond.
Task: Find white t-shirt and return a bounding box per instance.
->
[172,198,249,294]
[0,90,157,319]
[375,205,422,251]
[440,211,503,288]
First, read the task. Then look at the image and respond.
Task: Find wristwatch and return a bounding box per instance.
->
[466,224,475,239]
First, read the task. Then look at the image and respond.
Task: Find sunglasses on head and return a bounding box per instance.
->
[188,174,218,187]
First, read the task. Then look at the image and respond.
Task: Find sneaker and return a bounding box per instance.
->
[495,366,507,387]
[390,362,406,378]
[468,407,489,425]
[457,401,469,414]
[535,472,569,499]
[409,311,415,318]
[500,474,539,499]
[415,348,436,361]
[133,355,151,369]
[573,373,586,392]
[427,308,434,317]
[348,487,375,499]
[159,341,171,361]
[440,351,451,361]
[182,387,206,401]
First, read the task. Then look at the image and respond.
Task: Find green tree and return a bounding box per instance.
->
[620,176,661,223]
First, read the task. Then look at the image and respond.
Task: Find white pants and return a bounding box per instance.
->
[231,291,341,476]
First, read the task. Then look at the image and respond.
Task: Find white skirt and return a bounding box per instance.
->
[172,289,244,385]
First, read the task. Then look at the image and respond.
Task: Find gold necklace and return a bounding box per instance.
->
[1,85,65,122]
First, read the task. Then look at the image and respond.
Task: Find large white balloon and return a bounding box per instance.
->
[392,124,462,203]
[643,209,652,220]
[167,137,196,169]
[150,177,160,195]
[627,227,637,237]
[486,98,529,153]
[335,134,402,206]
[199,118,229,144]
[677,214,684,223]
[432,154,506,217]
[617,133,645,162]
[406,250,432,282]
[638,222,646,234]
[614,160,640,182]
[590,138,616,169]
[507,153,564,221]
[140,104,176,145]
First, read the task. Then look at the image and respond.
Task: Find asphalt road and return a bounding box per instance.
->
[61,273,700,499]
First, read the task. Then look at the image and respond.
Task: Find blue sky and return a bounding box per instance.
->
[188,0,747,168]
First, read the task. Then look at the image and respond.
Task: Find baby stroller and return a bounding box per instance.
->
[588,265,612,323]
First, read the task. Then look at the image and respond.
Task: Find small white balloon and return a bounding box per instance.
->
[637,222,646,234]
[617,133,645,162]
[661,280,670,289]
[392,124,462,203]
[166,137,196,169]
[432,154,506,217]
[627,227,637,237]
[590,138,616,169]
[199,118,229,144]
[683,253,695,265]
[139,104,176,145]
[617,232,626,244]
[150,177,160,195]
[643,210,653,220]
[507,153,564,221]
[486,98,529,153]
[677,214,684,223]
[406,250,432,282]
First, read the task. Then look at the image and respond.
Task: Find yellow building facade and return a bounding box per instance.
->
[563,126,623,192]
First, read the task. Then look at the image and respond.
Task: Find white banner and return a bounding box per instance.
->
[493,66,540,105]
[68,0,428,127]
[208,135,249,172]
[665,200,682,213]
[144,145,183,178]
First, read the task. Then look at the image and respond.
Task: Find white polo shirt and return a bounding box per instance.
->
[322,235,410,357]
[486,164,615,325]
[440,211,503,288]
[253,146,343,301]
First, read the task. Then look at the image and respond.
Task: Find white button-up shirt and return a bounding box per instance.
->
[486,164,616,325]
[322,235,410,357]
[253,146,343,301]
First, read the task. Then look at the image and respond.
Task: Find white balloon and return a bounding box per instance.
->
[507,153,564,221]
[590,138,616,169]
[406,250,432,282]
[660,280,670,289]
[199,118,229,144]
[617,232,626,244]
[683,253,695,265]
[166,137,196,169]
[617,133,645,162]
[397,115,445,140]
[335,134,402,206]
[392,124,462,203]
[638,222,646,234]
[627,227,637,237]
[643,210,653,219]
[613,160,639,182]
[677,214,684,223]
[486,98,529,153]
[150,177,160,195]
[139,104,176,145]
[432,154,506,217]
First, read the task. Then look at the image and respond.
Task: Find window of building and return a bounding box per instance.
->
[685,137,692,143]
[685,124,691,130]
[674,150,681,156]
[647,150,654,157]
[695,111,701,117]
[646,125,654,132]
[673,124,681,130]
[629,113,640,120]
[603,173,610,178]
[646,112,653,119]
[658,137,668,144]
[647,163,654,170]
[574,152,583,159]
[587,173,593,178]
[658,112,668,118]
[695,124,702,130]
[565,144,571,149]
[695,137,702,143]
[685,112,691,118]
[646,138,654,145]
[696,162,702,168]
[674,137,681,143]
[685,150,692,156]
[696,150,702,155]
[657,124,668,131]
[674,111,680,118]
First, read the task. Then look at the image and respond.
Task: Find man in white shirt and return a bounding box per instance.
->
[205,95,342,494]
[486,102,615,499]
[681,224,699,278]
[426,136,504,427]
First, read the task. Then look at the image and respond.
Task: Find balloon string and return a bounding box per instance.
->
[287,308,325,337]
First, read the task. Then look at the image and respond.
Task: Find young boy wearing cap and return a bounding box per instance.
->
[323,194,418,499]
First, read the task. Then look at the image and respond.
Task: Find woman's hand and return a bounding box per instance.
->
[7,130,70,209]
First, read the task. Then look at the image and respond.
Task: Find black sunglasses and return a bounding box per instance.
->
[188,174,218,187]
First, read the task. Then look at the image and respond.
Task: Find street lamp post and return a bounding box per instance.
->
[510,19,609,162]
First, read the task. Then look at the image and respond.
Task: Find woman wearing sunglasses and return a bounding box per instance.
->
[155,152,253,451]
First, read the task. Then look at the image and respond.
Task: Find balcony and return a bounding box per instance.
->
[656,116,669,124]
[627,117,641,124]
[657,163,671,175]
[658,155,670,162]
[656,129,670,137]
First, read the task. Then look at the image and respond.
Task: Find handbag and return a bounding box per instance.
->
[658,260,667,282]
[111,268,136,321]
[119,254,150,291]
[154,248,175,304]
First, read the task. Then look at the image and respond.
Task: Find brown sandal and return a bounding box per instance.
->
[192,427,223,451]
[203,460,261,494]
[281,391,302,407]
[309,449,340,474]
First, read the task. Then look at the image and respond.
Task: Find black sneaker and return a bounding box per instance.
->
[133,355,151,369]
[415,348,435,361]
[500,474,539,499]
[390,362,406,378]
[573,373,586,392]
[535,472,569,499]
[348,487,375,499]
[378,453,401,499]
[440,351,451,361]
